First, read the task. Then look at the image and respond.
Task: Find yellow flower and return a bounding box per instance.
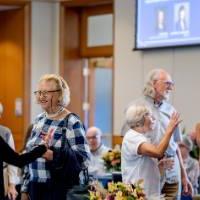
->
[115,191,125,200]
[89,180,145,200]
[102,149,121,171]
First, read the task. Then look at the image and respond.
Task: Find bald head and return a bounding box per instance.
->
[86,126,102,151]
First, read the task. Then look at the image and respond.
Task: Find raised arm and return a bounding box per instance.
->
[0,136,46,168]
[138,112,180,158]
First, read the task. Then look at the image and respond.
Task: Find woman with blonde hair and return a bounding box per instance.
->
[21,74,90,200]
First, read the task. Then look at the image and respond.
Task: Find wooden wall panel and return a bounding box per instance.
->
[60,7,84,120]
[112,135,123,147]
[0,7,28,150]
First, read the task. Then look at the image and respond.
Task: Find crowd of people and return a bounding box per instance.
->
[0,70,200,200]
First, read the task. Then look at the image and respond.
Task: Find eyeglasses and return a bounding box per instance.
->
[156,79,175,87]
[86,135,98,140]
[164,80,174,86]
[34,90,61,97]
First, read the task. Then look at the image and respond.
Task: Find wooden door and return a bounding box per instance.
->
[0,8,27,150]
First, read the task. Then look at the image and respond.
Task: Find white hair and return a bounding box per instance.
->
[125,104,150,128]
[179,135,193,151]
[143,68,164,98]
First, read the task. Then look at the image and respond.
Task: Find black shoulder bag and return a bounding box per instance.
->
[49,113,83,188]
[67,168,90,200]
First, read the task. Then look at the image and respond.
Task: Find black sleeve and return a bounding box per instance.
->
[0,136,46,167]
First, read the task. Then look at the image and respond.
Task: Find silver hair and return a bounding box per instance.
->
[179,135,193,151]
[143,69,163,98]
[125,104,150,129]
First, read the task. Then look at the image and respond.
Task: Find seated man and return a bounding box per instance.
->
[86,127,110,176]
[179,135,199,195]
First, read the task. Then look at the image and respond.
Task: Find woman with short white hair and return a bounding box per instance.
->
[121,104,180,198]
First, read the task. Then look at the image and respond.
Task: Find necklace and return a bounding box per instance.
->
[45,107,65,118]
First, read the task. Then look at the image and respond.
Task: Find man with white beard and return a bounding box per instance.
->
[122,69,192,199]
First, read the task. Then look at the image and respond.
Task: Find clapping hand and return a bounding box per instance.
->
[41,128,54,147]
[41,129,54,161]
[166,112,181,134]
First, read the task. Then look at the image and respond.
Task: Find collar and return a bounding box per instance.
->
[145,95,163,108]
[154,100,163,108]
[91,143,103,153]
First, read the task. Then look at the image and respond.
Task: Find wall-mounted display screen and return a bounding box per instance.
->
[135,0,200,49]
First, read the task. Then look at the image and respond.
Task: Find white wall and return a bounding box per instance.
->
[31,2,59,121]
[29,0,200,133]
[114,0,200,134]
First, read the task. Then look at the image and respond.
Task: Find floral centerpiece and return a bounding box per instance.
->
[89,180,146,200]
[102,149,121,172]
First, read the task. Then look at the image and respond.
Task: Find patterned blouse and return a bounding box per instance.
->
[21,112,90,192]
[184,156,199,195]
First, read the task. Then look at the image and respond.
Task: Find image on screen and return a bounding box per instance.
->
[135,0,200,49]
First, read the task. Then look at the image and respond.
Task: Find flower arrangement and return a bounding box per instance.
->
[89,180,146,200]
[102,149,121,172]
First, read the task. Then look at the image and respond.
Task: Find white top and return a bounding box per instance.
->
[0,125,21,195]
[88,144,110,176]
[121,129,160,198]
[123,96,182,185]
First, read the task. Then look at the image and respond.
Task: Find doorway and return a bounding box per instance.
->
[88,57,113,146]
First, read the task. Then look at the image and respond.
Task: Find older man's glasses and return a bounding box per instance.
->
[86,135,98,140]
[34,90,61,97]
[163,80,174,87]
[157,80,175,87]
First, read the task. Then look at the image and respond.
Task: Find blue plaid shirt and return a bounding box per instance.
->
[21,113,90,192]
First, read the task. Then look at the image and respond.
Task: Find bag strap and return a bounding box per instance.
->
[61,113,76,150]
[82,167,89,184]
[61,112,85,149]
[61,113,89,184]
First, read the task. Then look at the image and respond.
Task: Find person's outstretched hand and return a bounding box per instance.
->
[42,149,53,161]
[166,112,181,134]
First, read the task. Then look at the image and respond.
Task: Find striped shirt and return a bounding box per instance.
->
[21,113,90,192]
